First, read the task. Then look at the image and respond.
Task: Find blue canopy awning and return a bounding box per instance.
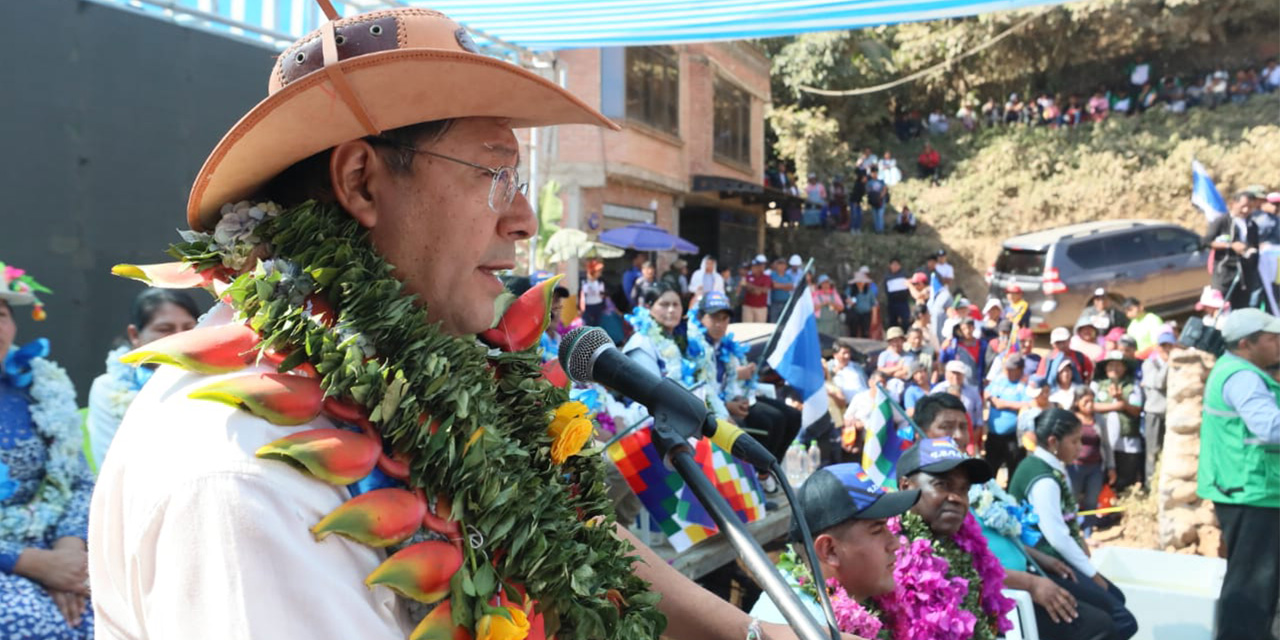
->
[425,0,1063,51]
[93,0,1066,53]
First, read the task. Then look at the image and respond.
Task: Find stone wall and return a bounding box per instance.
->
[1157,347,1223,556]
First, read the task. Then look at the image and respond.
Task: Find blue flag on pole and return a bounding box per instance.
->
[1191,160,1228,222]
[764,279,827,431]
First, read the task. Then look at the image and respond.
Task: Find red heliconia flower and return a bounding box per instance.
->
[255,428,381,485]
[478,275,563,352]
[410,600,473,640]
[188,372,323,426]
[365,540,463,603]
[539,359,569,388]
[120,323,261,374]
[112,262,216,289]
[311,487,427,547]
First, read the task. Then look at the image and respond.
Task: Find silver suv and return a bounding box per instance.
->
[985,219,1209,332]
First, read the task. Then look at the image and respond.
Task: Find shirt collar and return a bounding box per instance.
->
[1032,445,1068,475]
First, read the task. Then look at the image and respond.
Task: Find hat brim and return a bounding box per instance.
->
[189,49,618,230]
[0,291,35,306]
[919,458,994,485]
[856,489,921,520]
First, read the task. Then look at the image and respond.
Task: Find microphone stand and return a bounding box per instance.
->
[647,412,834,640]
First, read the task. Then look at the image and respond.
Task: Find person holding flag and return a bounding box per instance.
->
[1191,159,1229,222]
[844,372,913,487]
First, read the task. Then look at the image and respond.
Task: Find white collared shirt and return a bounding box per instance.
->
[89,305,410,639]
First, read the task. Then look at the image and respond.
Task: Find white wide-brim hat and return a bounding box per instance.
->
[187,7,617,230]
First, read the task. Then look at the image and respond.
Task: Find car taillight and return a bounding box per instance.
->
[1042,268,1067,295]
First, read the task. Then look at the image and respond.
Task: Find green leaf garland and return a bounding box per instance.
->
[170,201,665,639]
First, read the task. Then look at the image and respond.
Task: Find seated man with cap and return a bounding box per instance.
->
[697,291,800,492]
[883,438,1018,639]
[750,464,920,636]
[913,395,1118,640]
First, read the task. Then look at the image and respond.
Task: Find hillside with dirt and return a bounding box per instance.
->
[767,95,1280,300]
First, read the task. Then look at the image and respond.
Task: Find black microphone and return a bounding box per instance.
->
[559,327,777,468]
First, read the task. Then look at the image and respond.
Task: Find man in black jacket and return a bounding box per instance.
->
[1204,192,1261,310]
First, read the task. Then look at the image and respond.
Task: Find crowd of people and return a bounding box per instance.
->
[914,58,1280,135]
[763,145,934,233]
[3,5,1276,637]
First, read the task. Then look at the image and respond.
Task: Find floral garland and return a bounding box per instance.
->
[874,512,1015,640]
[623,307,700,388]
[775,546,884,638]
[969,480,1042,548]
[152,201,664,639]
[0,347,83,541]
[685,311,757,403]
[96,344,151,424]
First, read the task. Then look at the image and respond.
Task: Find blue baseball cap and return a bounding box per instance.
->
[698,291,732,316]
[896,437,993,484]
[792,463,920,540]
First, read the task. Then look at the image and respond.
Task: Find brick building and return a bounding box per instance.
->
[544,42,772,288]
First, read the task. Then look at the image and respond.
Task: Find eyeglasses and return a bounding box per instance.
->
[369,137,528,213]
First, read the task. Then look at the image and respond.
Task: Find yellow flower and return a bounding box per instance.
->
[477,606,530,640]
[548,401,588,435]
[549,416,594,464]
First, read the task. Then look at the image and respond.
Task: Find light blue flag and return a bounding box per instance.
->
[1192,160,1228,222]
[764,279,827,430]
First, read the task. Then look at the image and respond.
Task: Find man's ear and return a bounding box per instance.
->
[898,474,916,491]
[330,139,385,229]
[813,533,839,568]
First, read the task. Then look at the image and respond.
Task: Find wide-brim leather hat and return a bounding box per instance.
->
[187,5,617,231]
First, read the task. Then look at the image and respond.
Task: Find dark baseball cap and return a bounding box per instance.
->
[896,438,993,484]
[791,463,920,541]
[698,291,732,316]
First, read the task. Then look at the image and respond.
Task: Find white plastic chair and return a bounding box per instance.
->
[1001,589,1040,640]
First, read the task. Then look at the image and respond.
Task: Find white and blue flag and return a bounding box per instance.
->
[764,279,827,430]
[1191,159,1228,222]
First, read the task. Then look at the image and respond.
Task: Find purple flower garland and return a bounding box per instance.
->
[872,512,1015,640]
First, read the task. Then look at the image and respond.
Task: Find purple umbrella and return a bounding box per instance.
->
[598,223,699,253]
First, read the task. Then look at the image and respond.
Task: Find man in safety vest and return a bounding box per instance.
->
[1198,308,1280,640]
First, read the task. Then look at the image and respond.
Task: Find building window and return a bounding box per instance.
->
[626,46,679,136]
[713,77,750,165]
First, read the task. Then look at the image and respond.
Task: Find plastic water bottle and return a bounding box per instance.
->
[807,441,822,475]
[784,444,805,487]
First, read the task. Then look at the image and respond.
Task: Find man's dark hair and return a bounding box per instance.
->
[833,342,855,356]
[1122,297,1142,311]
[260,119,455,208]
[914,392,966,432]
